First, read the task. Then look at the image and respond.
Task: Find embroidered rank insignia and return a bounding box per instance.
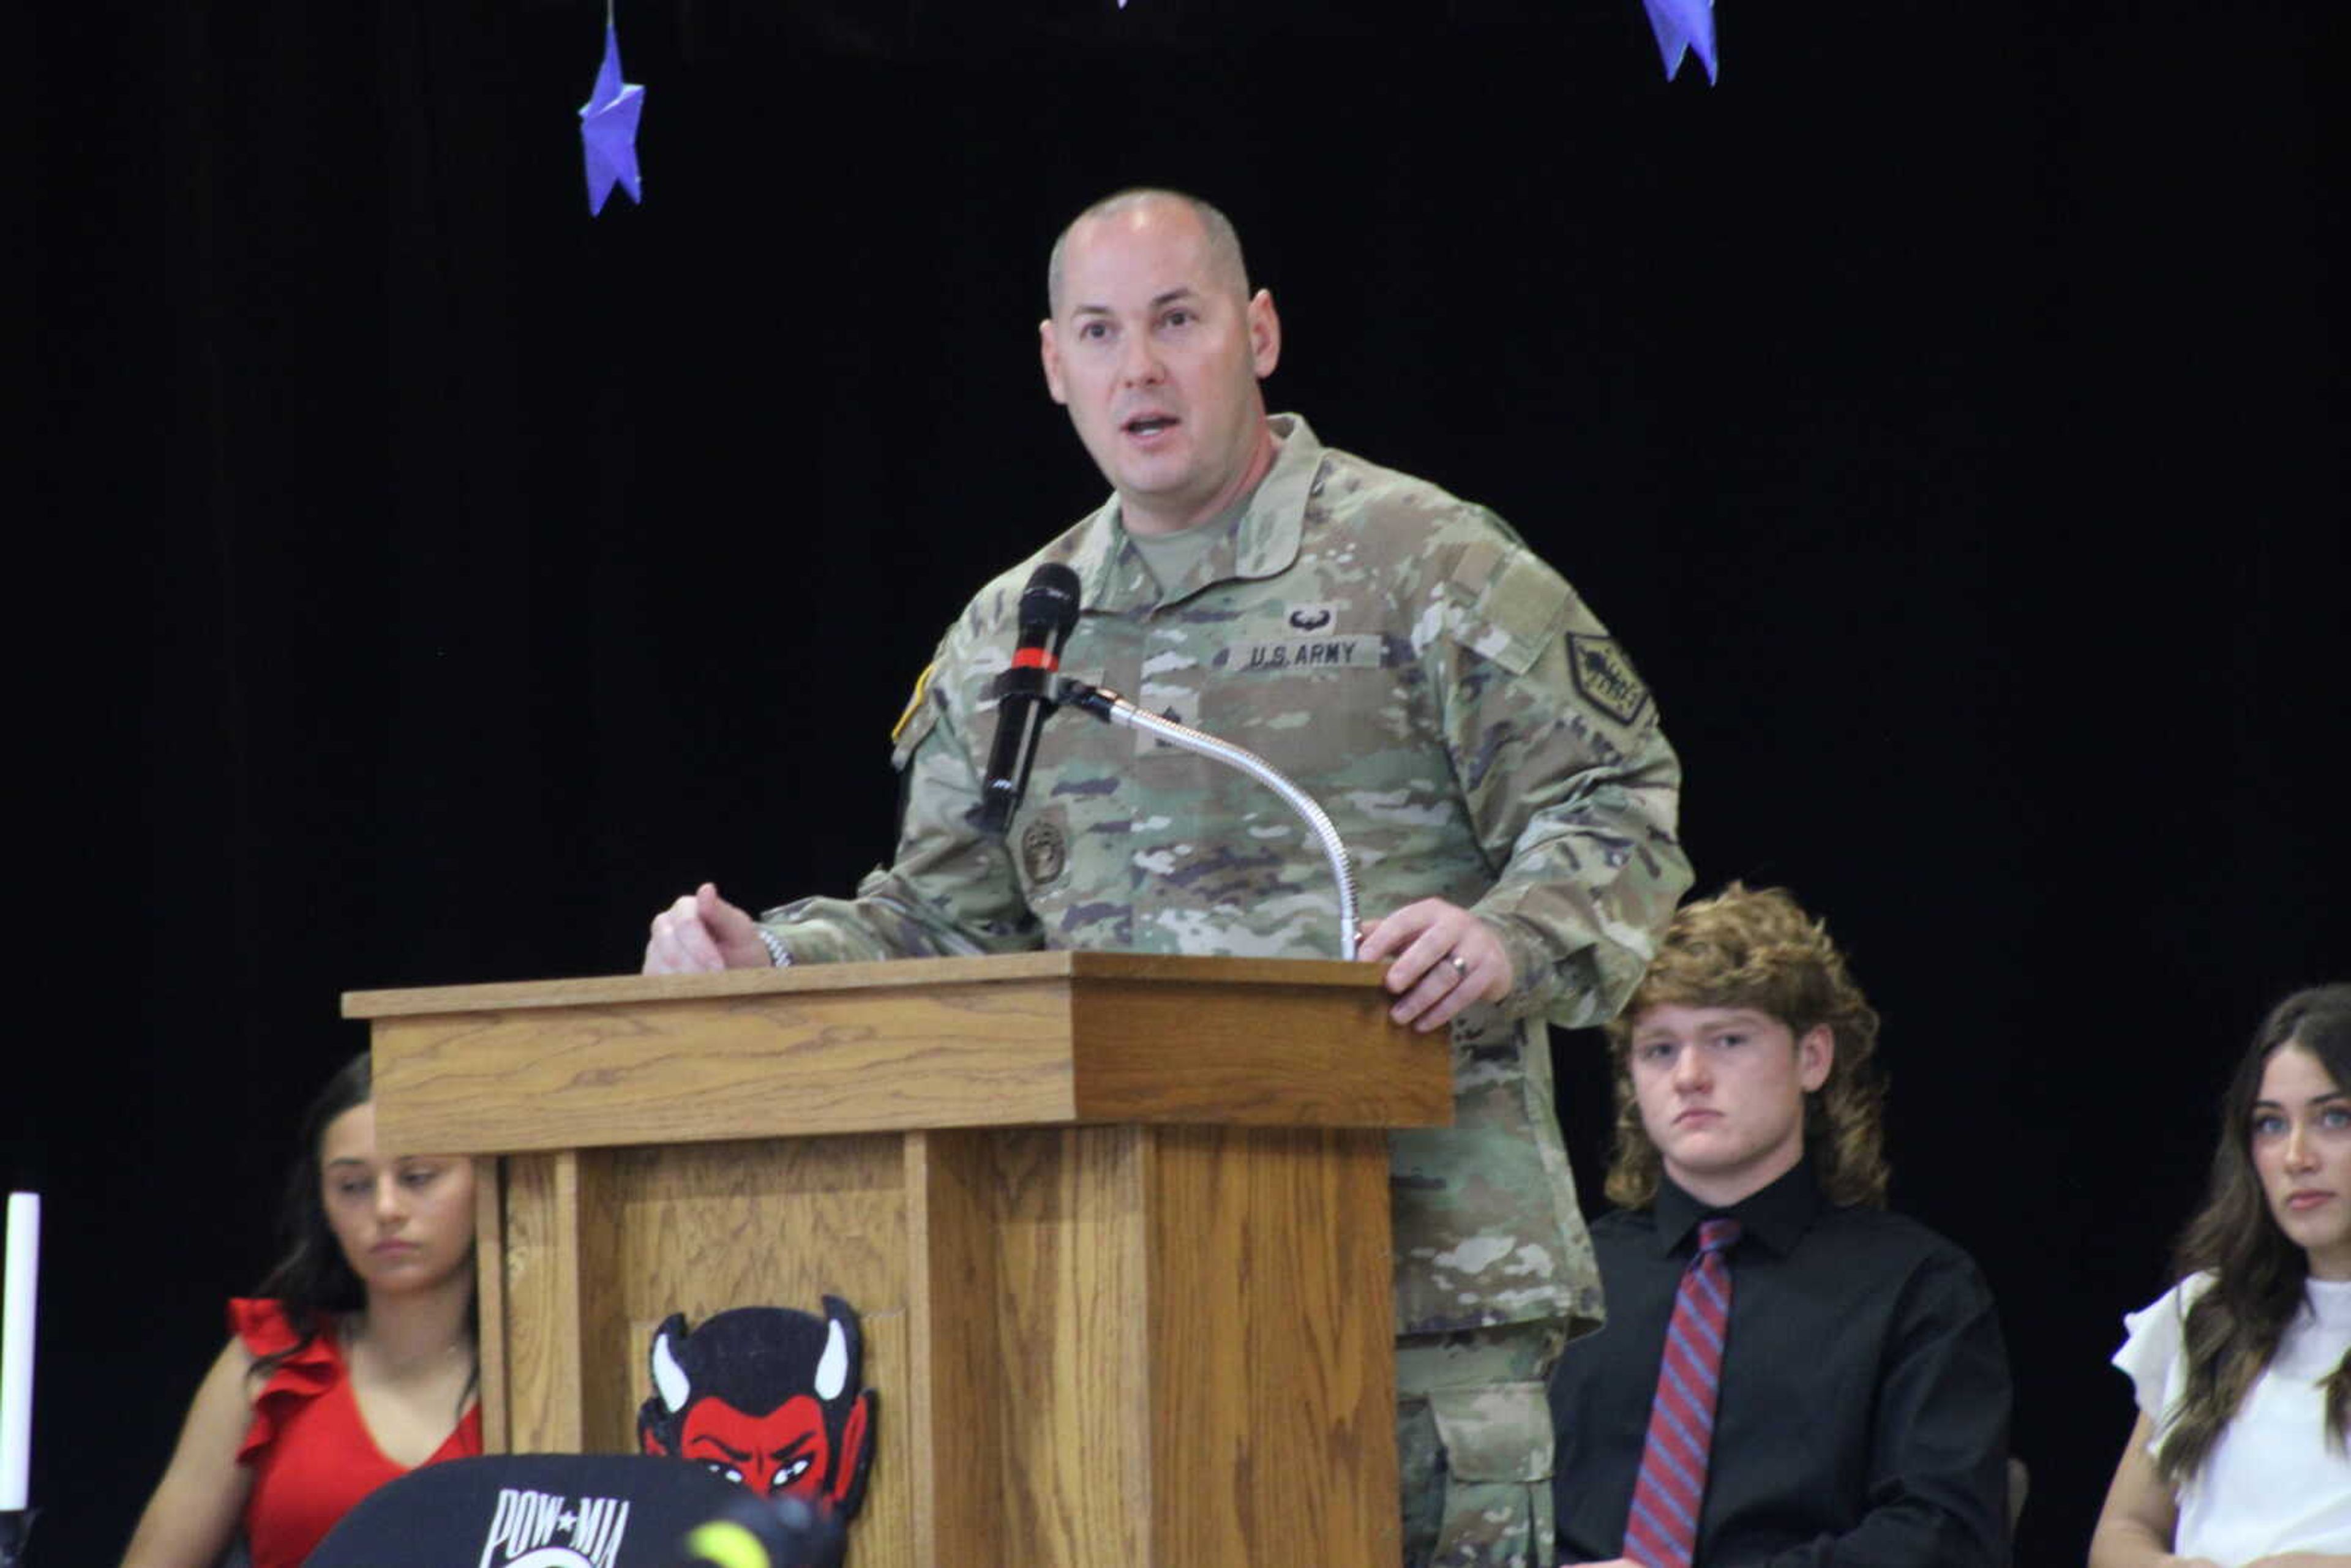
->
[1567,634,1651,726]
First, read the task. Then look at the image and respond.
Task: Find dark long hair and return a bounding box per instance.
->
[247,1052,479,1399]
[2156,983,2351,1487]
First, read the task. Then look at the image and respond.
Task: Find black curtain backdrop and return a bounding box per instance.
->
[20,1,2344,1563]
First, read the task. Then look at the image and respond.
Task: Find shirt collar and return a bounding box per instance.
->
[1649,1160,1823,1260]
[1065,413,1325,613]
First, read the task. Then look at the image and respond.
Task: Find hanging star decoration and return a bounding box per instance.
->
[578,18,644,215]
[1641,0,1719,84]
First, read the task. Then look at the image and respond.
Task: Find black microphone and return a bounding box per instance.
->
[973,562,1081,835]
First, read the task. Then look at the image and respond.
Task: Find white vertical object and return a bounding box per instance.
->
[0,1193,38,1512]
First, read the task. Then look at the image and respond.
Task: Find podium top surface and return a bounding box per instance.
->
[345,951,1450,1152]
[343,950,1378,1018]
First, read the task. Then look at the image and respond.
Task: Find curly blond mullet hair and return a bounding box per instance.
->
[1601,883,1889,1210]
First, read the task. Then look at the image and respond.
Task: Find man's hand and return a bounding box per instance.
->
[643,882,773,973]
[1357,898,1512,1032]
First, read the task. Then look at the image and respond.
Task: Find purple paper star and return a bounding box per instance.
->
[578,23,643,216]
[1642,0,1719,84]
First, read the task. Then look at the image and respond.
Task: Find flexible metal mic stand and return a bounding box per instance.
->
[1048,675,1361,961]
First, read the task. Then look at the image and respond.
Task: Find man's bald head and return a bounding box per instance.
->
[1046,189,1251,319]
[1035,185,1282,536]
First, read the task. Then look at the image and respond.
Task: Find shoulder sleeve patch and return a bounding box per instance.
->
[1450,545,1576,675]
[889,660,941,768]
[1566,633,1652,726]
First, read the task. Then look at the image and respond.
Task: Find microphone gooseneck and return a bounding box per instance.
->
[1053,677,1361,962]
[967,568,1360,962]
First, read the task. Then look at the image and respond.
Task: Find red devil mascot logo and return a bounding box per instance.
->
[636,1298,876,1521]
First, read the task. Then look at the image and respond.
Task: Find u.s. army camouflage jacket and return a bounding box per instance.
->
[762,414,1690,1336]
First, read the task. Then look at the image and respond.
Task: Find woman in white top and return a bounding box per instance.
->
[2091,983,2351,1568]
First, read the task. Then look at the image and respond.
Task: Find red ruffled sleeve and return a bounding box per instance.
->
[227,1298,341,1465]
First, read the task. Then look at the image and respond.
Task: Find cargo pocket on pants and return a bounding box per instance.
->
[1424,1381,1556,1568]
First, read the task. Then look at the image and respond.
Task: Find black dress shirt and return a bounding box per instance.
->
[1548,1162,2011,1567]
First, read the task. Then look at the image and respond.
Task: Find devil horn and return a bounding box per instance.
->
[651,1323,691,1414]
[815,1318,848,1401]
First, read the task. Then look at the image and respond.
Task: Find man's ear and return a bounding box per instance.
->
[1796,1024,1835,1092]
[1247,288,1281,379]
[1040,318,1069,405]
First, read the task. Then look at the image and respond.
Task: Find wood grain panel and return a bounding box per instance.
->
[606,1136,907,1346]
[473,1156,509,1452]
[985,1127,1153,1568]
[849,1304,915,1568]
[366,985,1079,1153]
[1146,1126,1398,1568]
[904,1130,1004,1568]
[571,1152,629,1454]
[500,1152,583,1451]
[1071,980,1449,1127]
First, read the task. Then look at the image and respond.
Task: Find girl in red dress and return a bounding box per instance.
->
[121,1053,482,1568]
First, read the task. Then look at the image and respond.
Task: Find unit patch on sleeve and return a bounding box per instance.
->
[1567,634,1652,726]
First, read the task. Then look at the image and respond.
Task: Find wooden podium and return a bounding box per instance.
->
[343,951,1451,1568]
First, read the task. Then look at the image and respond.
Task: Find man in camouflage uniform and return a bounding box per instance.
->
[647,188,1692,1566]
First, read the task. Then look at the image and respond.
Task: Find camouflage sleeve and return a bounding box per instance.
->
[1431,527,1692,1029]
[753,629,1045,964]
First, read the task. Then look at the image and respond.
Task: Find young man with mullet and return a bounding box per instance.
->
[1548,885,2012,1567]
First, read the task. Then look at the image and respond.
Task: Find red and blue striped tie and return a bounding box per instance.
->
[1624,1217,1741,1568]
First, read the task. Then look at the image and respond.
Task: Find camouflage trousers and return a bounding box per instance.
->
[1396,1319,1568,1568]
